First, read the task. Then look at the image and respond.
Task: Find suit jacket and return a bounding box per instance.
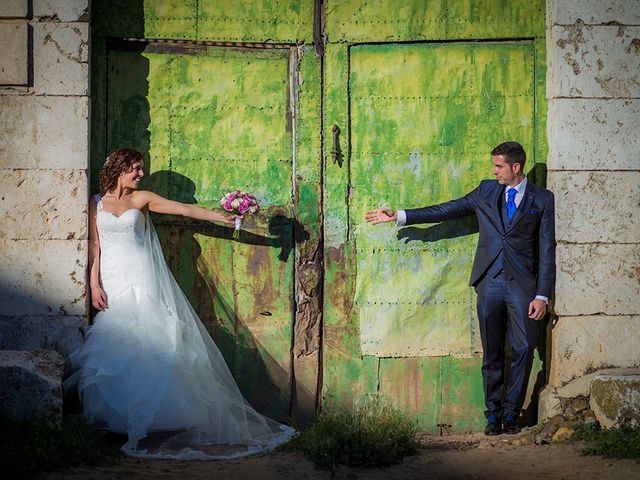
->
[404,179,556,299]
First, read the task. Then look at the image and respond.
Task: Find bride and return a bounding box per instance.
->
[65,148,295,459]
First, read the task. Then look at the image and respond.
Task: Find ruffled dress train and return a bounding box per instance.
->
[65,197,294,459]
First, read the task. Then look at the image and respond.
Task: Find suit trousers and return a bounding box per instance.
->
[475,271,539,419]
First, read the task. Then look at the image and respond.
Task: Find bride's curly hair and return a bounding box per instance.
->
[99,148,144,195]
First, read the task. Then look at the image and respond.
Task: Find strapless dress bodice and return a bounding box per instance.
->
[96,203,155,300]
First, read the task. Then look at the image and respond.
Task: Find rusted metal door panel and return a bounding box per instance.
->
[106,45,297,420]
[378,357,441,430]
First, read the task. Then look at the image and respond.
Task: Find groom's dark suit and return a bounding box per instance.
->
[403,179,555,419]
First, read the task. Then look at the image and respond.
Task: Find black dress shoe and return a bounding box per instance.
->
[503,415,521,435]
[484,417,503,436]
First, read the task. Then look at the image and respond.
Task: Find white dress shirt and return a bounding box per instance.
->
[506,177,527,209]
[395,176,548,303]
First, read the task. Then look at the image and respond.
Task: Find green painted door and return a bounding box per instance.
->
[325,41,539,432]
[92,0,547,432]
[351,42,535,357]
[105,44,297,420]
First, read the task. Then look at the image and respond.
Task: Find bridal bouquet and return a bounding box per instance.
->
[220,190,260,238]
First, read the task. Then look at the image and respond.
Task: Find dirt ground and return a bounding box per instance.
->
[43,432,640,480]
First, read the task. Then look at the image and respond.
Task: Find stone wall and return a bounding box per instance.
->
[0,1,89,350]
[546,0,640,387]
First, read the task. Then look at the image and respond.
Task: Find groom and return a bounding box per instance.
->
[365,141,556,435]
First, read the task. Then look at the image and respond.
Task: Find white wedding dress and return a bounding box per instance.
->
[64,195,294,459]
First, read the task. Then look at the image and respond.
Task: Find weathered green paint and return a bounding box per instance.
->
[93,0,314,43]
[291,47,324,422]
[101,42,303,420]
[197,0,313,43]
[323,243,381,409]
[325,0,545,42]
[378,357,441,432]
[439,357,486,432]
[323,42,351,247]
[351,42,535,358]
[92,0,548,431]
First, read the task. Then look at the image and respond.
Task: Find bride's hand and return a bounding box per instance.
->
[92,285,108,310]
[221,213,243,225]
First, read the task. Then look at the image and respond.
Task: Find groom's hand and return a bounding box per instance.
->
[528,299,547,320]
[365,208,397,224]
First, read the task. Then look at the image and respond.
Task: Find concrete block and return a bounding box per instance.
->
[555,367,639,398]
[0,23,28,85]
[548,171,640,243]
[0,169,88,240]
[548,24,640,98]
[549,316,640,387]
[555,244,640,316]
[0,349,65,423]
[547,98,640,171]
[590,372,640,427]
[0,95,89,169]
[0,0,28,17]
[0,316,85,359]
[538,385,563,423]
[34,0,90,22]
[33,21,88,95]
[0,239,87,316]
[548,0,640,26]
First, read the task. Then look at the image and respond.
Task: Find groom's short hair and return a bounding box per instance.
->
[491,141,526,170]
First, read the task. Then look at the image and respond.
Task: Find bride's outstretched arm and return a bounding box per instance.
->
[139,191,239,225]
[89,198,108,310]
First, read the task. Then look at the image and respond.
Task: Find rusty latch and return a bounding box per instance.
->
[331,124,344,165]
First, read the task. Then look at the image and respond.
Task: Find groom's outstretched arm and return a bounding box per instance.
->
[365,188,479,227]
[403,189,478,226]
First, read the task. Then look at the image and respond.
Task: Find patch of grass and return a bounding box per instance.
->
[572,423,640,458]
[287,396,421,472]
[0,415,122,479]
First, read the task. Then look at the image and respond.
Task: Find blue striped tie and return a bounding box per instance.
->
[506,188,517,220]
